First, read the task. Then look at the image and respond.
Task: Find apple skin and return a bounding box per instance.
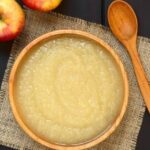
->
[0,0,25,42]
[23,0,62,12]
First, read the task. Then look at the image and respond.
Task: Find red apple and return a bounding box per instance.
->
[23,0,62,12]
[0,0,25,42]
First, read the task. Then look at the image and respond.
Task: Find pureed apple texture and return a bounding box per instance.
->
[14,36,124,144]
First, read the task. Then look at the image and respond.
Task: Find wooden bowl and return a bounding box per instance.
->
[9,30,129,150]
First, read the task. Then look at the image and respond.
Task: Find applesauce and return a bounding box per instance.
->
[14,36,124,144]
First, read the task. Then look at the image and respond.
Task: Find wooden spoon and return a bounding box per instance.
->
[108,0,150,112]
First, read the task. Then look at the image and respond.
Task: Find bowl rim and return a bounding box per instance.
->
[9,30,129,150]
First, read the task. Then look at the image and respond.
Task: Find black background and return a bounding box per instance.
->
[0,0,150,149]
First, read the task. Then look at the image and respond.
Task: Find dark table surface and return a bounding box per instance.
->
[0,0,150,149]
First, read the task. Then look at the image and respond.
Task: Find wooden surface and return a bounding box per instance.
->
[9,30,128,150]
[108,0,150,113]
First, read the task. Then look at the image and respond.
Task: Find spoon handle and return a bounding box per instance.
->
[126,42,150,112]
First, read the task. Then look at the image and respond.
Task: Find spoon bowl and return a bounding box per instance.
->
[108,0,137,41]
